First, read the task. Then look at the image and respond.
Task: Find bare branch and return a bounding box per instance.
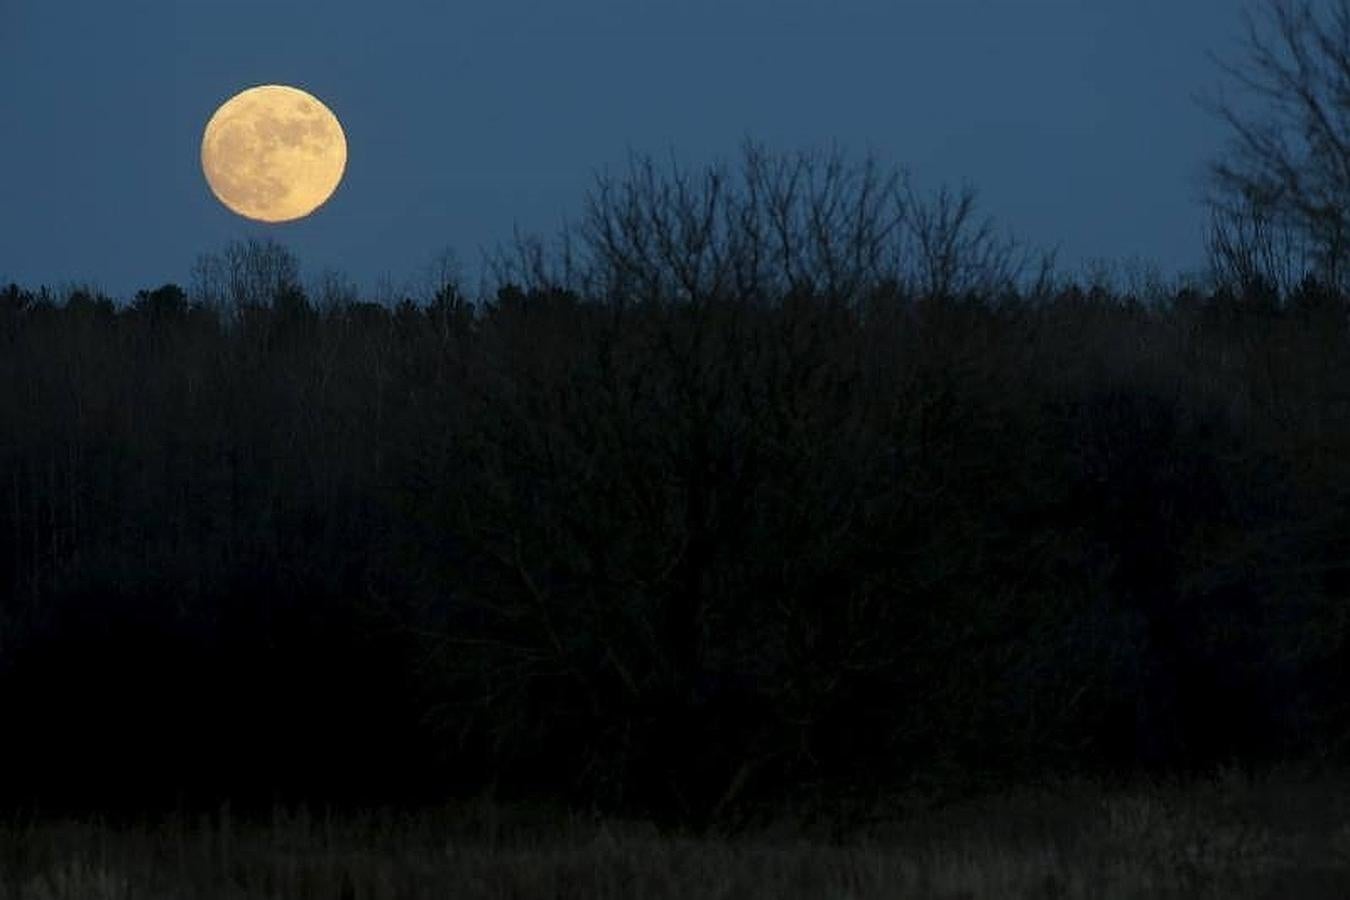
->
[1204,0,1350,291]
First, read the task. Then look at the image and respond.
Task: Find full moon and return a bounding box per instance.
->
[201,84,347,223]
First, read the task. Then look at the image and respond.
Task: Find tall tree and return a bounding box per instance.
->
[1205,0,1350,292]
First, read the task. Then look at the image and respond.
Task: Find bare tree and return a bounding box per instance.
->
[191,237,302,316]
[1206,188,1313,297]
[310,268,360,314]
[504,141,1052,309]
[1204,0,1350,291]
[900,179,1047,300]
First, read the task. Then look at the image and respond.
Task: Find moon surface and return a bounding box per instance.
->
[201,84,347,223]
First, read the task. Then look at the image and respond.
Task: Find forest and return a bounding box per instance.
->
[5,140,1350,837]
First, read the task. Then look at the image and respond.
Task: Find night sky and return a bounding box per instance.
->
[2,0,1253,300]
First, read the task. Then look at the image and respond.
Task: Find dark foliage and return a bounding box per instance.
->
[2,268,1349,828]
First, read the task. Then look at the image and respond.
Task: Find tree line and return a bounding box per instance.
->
[2,212,1350,830]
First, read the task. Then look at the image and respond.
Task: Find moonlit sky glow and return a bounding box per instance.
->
[1,0,1255,299]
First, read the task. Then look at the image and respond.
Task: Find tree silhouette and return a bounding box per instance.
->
[1204,0,1350,294]
[492,141,1054,309]
[6,143,1350,827]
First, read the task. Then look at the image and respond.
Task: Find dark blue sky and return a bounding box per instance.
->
[2,0,1255,300]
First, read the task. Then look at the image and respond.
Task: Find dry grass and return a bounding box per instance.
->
[4,767,1350,899]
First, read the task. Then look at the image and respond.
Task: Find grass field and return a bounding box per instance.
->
[5,766,1350,899]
